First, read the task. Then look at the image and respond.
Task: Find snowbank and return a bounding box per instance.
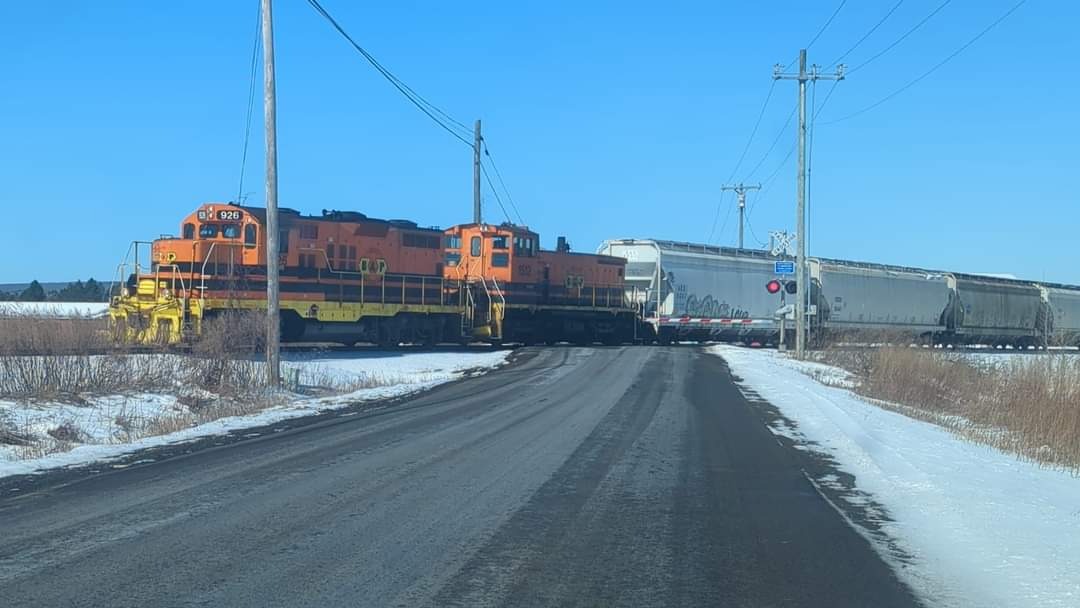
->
[710,345,1080,608]
[0,301,109,318]
[0,349,510,479]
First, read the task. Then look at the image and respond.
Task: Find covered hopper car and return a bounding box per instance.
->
[599,238,1080,348]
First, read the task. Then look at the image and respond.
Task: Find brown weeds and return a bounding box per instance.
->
[817,348,1080,472]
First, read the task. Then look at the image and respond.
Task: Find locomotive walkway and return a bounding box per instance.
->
[0,347,921,607]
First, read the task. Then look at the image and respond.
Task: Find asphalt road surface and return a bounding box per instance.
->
[0,346,922,607]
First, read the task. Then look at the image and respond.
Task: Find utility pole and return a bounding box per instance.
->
[473,119,482,224]
[720,183,761,249]
[261,0,281,386]
[774,49,844,359]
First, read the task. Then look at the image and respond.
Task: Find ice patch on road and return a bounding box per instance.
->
[709,344,1080,608]
[0,350,510,480]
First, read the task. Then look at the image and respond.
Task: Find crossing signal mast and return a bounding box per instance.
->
[765,278,798,351]
[774,49,845,358]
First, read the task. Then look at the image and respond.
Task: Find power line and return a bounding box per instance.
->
[707,190,730,243]
[481,142,525,225]
[806,0,848,49]
[720,0,851,238]
[305,0,472,146]
[744,213,768,248]
[743,103,797,181]
[782,0,848,72]
[725,80,777,182]
[711,198,735,245]
[813,80,841,121]
[743,140,796,228]
[821,0,1027,125]
[708,79,777,244]
[237,0,262,204]
[479,163,513,223]
[847,0,952,75]
[826,0,905,68]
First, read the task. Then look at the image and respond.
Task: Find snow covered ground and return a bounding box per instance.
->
[948,348,1080,370]
[0,301,109,317]
[0,349,510,479]
[710,344,1080,608]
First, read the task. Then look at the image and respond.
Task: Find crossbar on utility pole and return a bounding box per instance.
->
[473,120,482,224]
[720,183,761,249]
[261,0,281,386]
[774,49,844,359]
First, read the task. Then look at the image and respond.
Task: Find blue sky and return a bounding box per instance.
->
[1,1,1075,284]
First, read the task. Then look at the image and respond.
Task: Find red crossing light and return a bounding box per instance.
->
[766,279,782,294]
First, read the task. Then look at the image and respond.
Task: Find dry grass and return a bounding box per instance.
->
[0,311,270,401]
[816,348,1080,472]
[0,314,109,356]
[0,310,424,462]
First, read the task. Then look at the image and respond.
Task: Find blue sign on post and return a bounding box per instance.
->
[774,261,795,275]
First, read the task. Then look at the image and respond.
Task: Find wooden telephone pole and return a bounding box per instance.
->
[261,0,281,385]
[774,49,844,358]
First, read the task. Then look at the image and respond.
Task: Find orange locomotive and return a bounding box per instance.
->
[109,202,639,345]
[110,202,465,345]
[442,223,638,344]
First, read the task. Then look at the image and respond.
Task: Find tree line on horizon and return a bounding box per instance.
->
[0,279,109,303]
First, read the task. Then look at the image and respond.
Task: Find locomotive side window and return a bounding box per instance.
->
[492,253,509,268]
[403,233,441,249]
[222,224,240,239]
[199,224,219,238]
[445,252,461,266]
[183,223,195,239]
[445,235,462,250]
[300,224,318,240]
[470,236,481,257]
[513,236,535,257]
[244,224,257,247]
[492,236,508,250]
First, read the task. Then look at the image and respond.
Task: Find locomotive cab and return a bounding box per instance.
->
[442,223,538,284]
[444,222,635,344]
[153,203,266,272]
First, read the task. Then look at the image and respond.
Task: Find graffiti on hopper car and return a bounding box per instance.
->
[683,294,750,319]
